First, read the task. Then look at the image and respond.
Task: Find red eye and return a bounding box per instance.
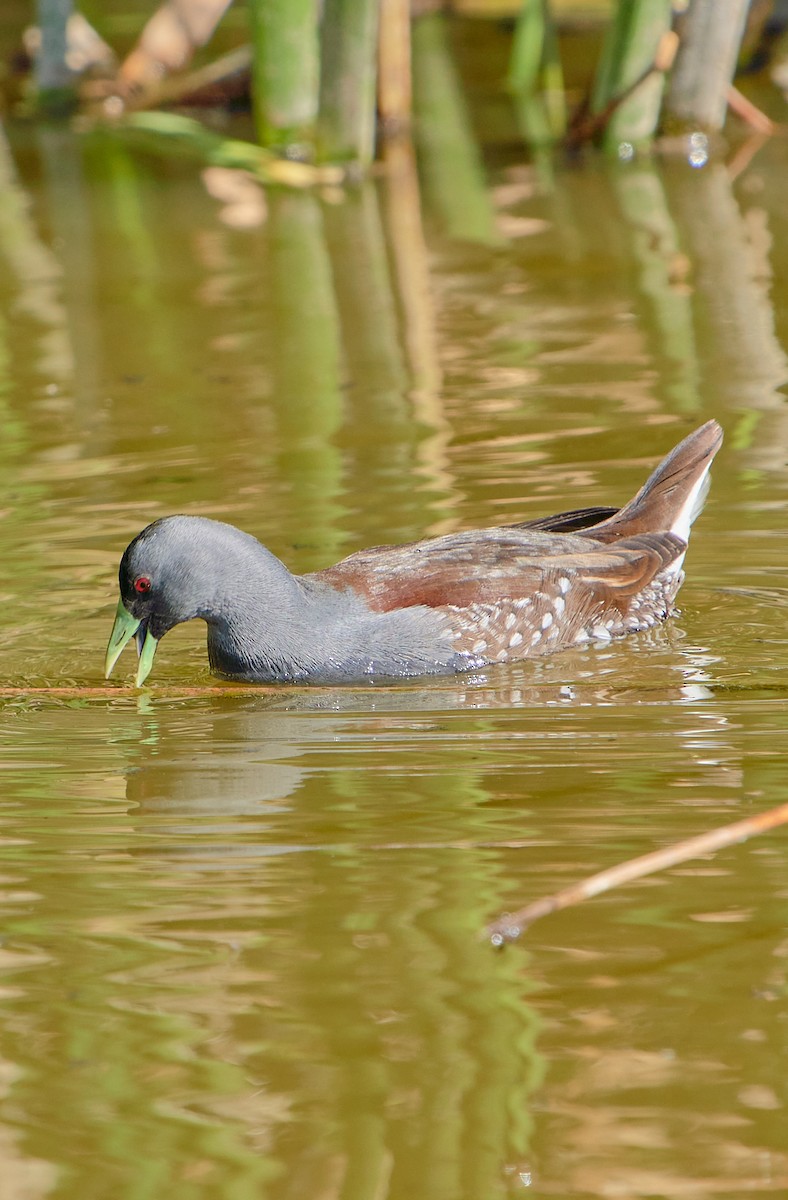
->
[134,576,152,594]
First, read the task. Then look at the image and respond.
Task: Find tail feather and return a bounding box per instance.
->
[588,420,723,544]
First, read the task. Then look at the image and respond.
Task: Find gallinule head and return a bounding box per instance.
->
[105,420,722,686]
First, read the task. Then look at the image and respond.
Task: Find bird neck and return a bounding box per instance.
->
[203,546,323,681]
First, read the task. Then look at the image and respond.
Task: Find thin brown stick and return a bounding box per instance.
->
[726,84,777,136]
[486,803,788,946]
[0,685,278,698]
[120,44,253,112]
[0,681,460,698]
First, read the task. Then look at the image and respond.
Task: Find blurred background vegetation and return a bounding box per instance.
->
[6,0,788,172]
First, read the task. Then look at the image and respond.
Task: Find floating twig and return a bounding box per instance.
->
[486,802,788,946]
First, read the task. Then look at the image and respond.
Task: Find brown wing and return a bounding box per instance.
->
[431,531,687,662]
[312,529,685,614]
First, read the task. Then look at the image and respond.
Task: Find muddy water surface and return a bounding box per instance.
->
[0,78,788,1200]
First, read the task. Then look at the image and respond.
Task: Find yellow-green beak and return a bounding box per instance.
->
[105,599,159,687]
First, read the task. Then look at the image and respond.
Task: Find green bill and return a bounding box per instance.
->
[105,599,141,679]
[135,628,159,687]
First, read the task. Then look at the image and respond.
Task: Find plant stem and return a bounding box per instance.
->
[378,0,413,136]
[318,0,380,165]
[248,0,321,152]
[592,0,673,148]
[664,0,750,131]
[35,0,78,113]
[508,0,566,144]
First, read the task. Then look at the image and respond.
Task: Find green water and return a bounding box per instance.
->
[1,61,788,1200]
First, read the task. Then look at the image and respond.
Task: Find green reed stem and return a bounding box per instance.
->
[248,0,320,152]
[318,0,380,164]
[592,0,672,148]
[508,0,566,144]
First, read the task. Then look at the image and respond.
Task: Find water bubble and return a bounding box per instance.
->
[687,131,709,169]
[618,141,635,162]
[504,1164,534,1189]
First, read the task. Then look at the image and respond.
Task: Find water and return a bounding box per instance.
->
[1,52,788,1200]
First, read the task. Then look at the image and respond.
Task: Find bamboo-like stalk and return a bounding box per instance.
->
[591,0,673,148]
[248,0,321,152]
[508,0,566,144]
[378,0,413,136]
[318,0,380,164]
[540,7,566,139]
[509,0,545,96]
[35,0,77,113]
[664,0,750,132]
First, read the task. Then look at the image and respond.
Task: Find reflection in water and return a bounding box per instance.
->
[0,695,553,1199]
[667,161,788,425]
[1,78,788,1199]
[0,670,776,1198]
[610,161,701,415]
[266,190,345,564]
[0,126,71,382]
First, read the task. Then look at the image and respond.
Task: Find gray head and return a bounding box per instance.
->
[105,516,300,686]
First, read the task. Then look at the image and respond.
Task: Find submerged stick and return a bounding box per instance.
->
[486,803,788,947]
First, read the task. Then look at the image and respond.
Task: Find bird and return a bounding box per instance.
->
[105,419,722,687]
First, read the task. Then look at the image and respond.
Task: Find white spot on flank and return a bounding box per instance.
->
[558,577,570,594]
[530,630,541,645]
[472,639,488,655]
[554,596,565,617]
[505,612,516,630]
[592,624,612,641]
[509,631,523,648]
[541,612,553,630]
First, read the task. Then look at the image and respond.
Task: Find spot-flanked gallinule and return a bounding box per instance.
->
[105,420,722,686]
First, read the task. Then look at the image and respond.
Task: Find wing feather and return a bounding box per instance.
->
[312,531,685,614]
